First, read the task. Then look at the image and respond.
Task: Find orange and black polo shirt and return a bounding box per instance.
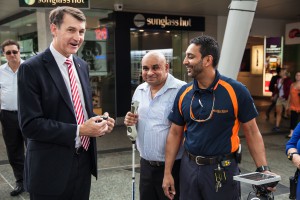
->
[168,70,258,156]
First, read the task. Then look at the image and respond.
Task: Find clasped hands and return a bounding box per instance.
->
[79,112,115,137]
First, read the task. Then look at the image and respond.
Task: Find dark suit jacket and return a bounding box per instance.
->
[18,48,97,195]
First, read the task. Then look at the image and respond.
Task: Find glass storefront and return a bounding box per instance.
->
[77,10,115,117]
[0,12,37,64]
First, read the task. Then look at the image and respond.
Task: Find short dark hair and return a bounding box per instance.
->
[1,39,20,52]
[275,66,281,74]
[49,6,86,28]
[190,35,220,68]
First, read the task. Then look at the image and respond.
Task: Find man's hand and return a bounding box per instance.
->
[79,112,115,137]
[124,111,138,126]
[162,173,176,200]
[102,112,115,133]
[262,171,278,192]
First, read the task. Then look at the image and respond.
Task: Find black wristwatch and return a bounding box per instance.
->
[256,165,271,172]
[288,152,298,161]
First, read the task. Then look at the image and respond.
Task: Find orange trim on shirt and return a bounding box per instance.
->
[218,80,240,153]
[178,85,193,116]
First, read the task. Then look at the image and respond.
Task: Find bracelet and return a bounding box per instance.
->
[288,152,298,161]
[256,165,271,172]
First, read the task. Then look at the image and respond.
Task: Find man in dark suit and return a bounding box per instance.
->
[17,6,115,200]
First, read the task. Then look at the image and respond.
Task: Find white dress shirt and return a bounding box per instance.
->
[0,59,24,111]
[133,73,186,161]
[50,44,88,147]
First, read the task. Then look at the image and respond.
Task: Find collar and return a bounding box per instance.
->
[3,59,24,73]
[50,43,73,66]
[192,70,221,93]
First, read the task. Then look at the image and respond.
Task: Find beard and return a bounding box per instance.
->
[186,60,204,78]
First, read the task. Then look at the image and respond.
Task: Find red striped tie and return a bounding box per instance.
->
[65,58,90,150]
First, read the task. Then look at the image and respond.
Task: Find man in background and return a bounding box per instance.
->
[266,66,281,120]
[124,51,186,200]
[0,39,26,196]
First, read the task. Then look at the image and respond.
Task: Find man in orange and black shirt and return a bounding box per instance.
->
[162,35,276,200]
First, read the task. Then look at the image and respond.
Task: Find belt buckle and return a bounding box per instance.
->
[195,155,205,166]
[149,161,155,166]
[149,161,163,167]
[149,161,158,167]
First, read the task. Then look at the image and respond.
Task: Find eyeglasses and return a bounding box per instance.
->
[5,50,19,55]
[190,91,215,123]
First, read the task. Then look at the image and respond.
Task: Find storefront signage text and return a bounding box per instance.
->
[146,16,192,28]
[266,45,281,54]
[19,0,89,8]
[124,12,204,31]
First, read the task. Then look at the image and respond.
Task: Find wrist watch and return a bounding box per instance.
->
[288,152,298,161]
[256,165,271,172]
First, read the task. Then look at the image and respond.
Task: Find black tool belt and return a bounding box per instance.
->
[185,150,235,166]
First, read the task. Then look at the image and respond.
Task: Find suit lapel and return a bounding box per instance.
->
[42,49,75,115]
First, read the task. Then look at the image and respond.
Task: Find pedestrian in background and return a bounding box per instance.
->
[0,39,26,196]
[266,66,281,120]
[286,123,300,199]
[124,51,186,200]
[162,35,276,200]
[286,71,300,138]
[18,6,115,200]
[273,68,292,132]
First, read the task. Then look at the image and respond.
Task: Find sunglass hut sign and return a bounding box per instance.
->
[134,14,192,29]
[19,0,89,8]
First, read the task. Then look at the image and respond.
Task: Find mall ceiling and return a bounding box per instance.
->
[0,0,300,24]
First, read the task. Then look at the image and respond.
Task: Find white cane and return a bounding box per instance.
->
[127,101,139,200]
[131,140,136,200]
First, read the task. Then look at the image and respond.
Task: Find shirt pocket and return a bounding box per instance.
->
[152,100,173,125]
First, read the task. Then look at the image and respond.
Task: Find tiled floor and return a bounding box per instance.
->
[0,99,295,199]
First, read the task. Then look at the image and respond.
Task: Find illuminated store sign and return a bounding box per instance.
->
[142,16,191,28]
[285,22,300,45]
[114,12,205,31]
[19,0,89,8]
[266,45,281,54]
[94,27,108,41]
[132,13,200,30]
[264,36,283,95]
